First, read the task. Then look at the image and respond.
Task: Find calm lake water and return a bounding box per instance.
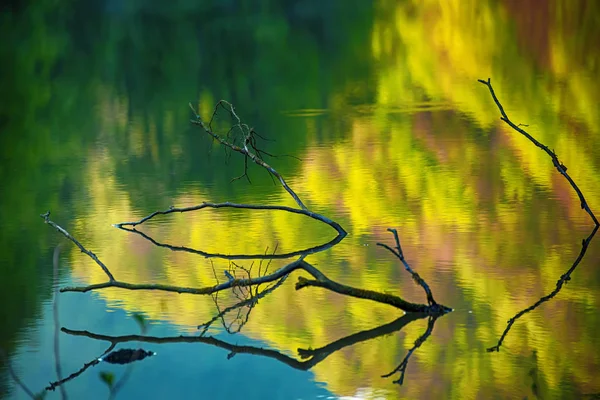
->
[2,1,600,399]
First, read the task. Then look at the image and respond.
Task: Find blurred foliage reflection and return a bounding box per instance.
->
[2,0,600,399]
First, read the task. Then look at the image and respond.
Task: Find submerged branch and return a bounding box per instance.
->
[46,213,446,313]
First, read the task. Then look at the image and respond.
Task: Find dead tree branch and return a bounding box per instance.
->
[377,228,439,308]
[189,101,308,211]
[116,223,343,260]
[45,213,447,313]
[116,224,343,260]
[478,78,599,227]
[41,211,115,281]
[479,78,599,350]
[46,344,116,392]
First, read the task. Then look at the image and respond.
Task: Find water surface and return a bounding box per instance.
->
[1,1,599,399]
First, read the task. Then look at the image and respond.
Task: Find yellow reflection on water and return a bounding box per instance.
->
[69,0,600,398]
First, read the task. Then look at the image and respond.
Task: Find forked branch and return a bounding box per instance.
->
[377,228,439,308]
[189,101,308,211]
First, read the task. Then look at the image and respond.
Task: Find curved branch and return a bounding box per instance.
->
[478,78,599,227]
[113,201,346,259]
[118,225,343,260]
[479,78,600,350]
[377,228,439,307]
[41,211,115,281]
[60,257,307,294]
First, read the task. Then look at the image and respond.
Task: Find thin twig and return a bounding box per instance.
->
[198,273,288,335]
[377,229,439,308]
[46,343,116,392]
[189,102,309,211]
[478,78,599,226]
[41,212,115,281]
[113,201,345,241]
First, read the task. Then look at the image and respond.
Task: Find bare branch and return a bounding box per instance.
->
[113,203,345,260]
[377,228,439,307]
[60,257,307,294]
[41,211,115,281]
[198,273,289,335]
[479,78,600,350]
[38,211,448,313]
[295,262,449,314]
[189,102,309,211]
[46,343,116,392]
[478,78,599,226]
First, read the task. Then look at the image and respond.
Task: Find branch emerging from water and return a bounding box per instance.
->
[44,215,448,313]
[478,78,598,227]
[479,78,599,350]
[41,211,115,281]
[377,228,442,310]
[189,101,307,210]
[487,225,598,352]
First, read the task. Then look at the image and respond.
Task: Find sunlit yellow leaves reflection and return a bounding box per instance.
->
[67,0,600,398]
